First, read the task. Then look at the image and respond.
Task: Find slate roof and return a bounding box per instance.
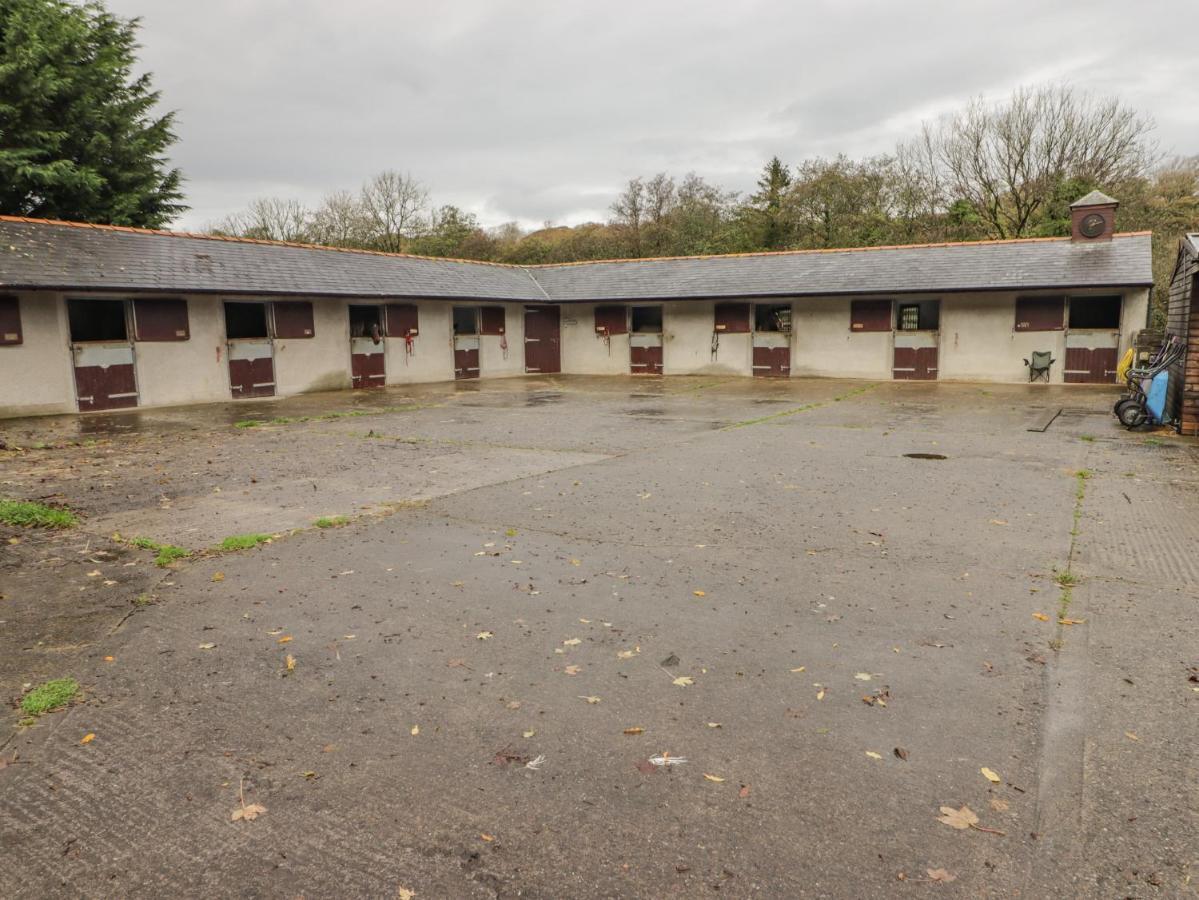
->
[527,233,1154,301]
[0,216,1154,304]
[1070,190,1119,207]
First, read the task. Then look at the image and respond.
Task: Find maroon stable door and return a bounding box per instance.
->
[524,305,561,373]
[892,346,939,380]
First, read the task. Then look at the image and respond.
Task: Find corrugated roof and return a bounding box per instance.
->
[528,233,1154,301]
[0,216,1154,303]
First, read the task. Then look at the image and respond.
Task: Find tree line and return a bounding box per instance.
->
[212,86,1197,322]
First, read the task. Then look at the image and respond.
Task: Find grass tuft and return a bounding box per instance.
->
[20,678,80,716]
[219,533,272,551]
[0,499,77,528]
[128,536,190,567]
[314,516,349,529]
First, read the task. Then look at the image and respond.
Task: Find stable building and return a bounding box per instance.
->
[0,192,1152,419]
[1165,233,1199,435]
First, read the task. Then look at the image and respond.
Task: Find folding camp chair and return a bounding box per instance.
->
[1024,350,1054,383]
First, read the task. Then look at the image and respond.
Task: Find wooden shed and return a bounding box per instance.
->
[1166,234,1199,434]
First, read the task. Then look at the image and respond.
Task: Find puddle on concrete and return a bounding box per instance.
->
[525,392,565,407]
[625,408,666,417]
[903,452,948,460]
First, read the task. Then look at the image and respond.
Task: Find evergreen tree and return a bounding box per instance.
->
[748,156,793,249]
[0,0,185,226]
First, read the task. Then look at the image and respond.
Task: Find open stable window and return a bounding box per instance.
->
[349,304,383,338]
[1015,296,1065,331]
[630,305,663,334]
[754,304,791,332]
[594,305,627,335]
[453,306,479,335]
[0,295,21,345]
[272,301,314,338]
[68,299,127,342]
[850,299,892,332]
[714,302,750,333]
[133,298,189,341]
[386,303,419,336]
[480,306,506,335]
[224,302,269,339]
[1068,295,1121,329]
[896,300,940,332]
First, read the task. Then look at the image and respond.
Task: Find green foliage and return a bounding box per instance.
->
[0,499,76,527]
[218,533,271,551]
[20,677,79,715]
[127,535,189,566]
[0,0,185,226]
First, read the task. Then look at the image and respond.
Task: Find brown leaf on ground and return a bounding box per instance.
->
[990,798,1010,812]
[1032,612,1050,621]
[937,805,979,830]
[231,802,266,822]
[623,726,645,735]
[927,868,957,883]
[894,747,909,761]
[634,759,658,775]
[738,784,751,798]
[563,665,582,676]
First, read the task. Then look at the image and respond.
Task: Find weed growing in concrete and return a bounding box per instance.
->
[233,405,424,430]
[132,593,154,607]
[1143,437,1162,446]
[1054,570,1080,588]
[219,533,272,551]
[314,516,349,528]
[1079,434,1095,442]
[129,536,190,567]
[0,500,77,528]
[20,678,79,716]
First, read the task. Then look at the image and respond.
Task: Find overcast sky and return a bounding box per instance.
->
[104,0,1198,232]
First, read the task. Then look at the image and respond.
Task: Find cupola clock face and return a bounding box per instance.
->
[1079,212,1106,238]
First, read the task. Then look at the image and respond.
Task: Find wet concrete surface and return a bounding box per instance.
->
[1,375,1196,897]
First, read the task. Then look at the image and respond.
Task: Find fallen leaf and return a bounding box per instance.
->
[981,767,1001,783]
[476,631,493,640]
[672,676,694,687]
[87,570,101,577]
[284,653,296,673]
[211,572,225,582]
[564,665,582,675]
[989,519,1009,526]
[854,672,872,681]
[738,784,751,798]
[703,773,725,783]
[692,590,706,597]
[198,642,216,650]
[570,559,581,566]
[616,649,638,659]
[103,656,115,662]
[990,798,1010,812]
[397,887,416,900]
[578,695,601,704]
[865,751,882,760]
[816,689,825,701]
[790,666,806,673]
[522,729,536,739]
[525,754,546,771]
[894,747,909,761]
[623,726,645,735]
[706,722,722,729]
[301,771,317,779]
[410,725,419,736]
[479,833,494,842]
[578,618,591,623]
[649,754,687,766]
[277,635,293,644]
[1032,612,1050,621]
[1124,731,1139,741]
[927,868,957,883]
[1058,618,1086,626]
[562,638,581,646]
[231,802,266,822]
[80,733,95,744]
[937,805,979,830]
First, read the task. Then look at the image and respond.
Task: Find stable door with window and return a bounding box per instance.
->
[1064,296,1121,383]
[892,300,940,380]
[752,304,792,376]
[225,302,275,398]
[453,307,480,379]
[629,306,663,374]
[524,305,561,373]
[349,305,386,388]
[68,299,139,411]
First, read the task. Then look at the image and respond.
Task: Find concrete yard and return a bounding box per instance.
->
[1,376,1196,898]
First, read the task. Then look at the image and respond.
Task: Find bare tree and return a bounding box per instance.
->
[359,170,429,252]
[212,197,311,243]
[926,85,1156,238]
[308,190,370,247]
[610,177,646,256]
